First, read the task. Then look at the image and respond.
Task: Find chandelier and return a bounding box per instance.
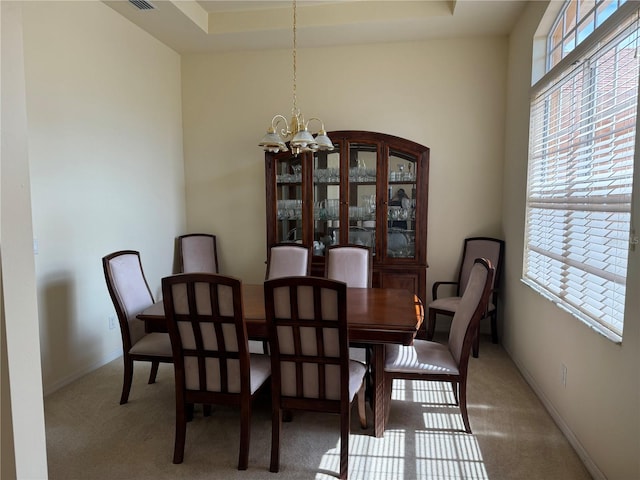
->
[258,0,333,155]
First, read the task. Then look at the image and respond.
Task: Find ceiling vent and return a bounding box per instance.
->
[129,0,155,10]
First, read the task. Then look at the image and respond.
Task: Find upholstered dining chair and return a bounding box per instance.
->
[264,276,367,480]
[325,245,372,289]
[102,250,173,405]
[177,233,219,273]
[161,273,271,470]
[265,243,311,280]
[325,245,372,365]
[385,258,494,434]
[426,237,504,357]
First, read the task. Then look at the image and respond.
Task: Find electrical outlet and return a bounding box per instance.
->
[561,363,567,388]
[108,315,116,330]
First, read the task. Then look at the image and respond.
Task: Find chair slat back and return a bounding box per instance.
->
[325,245,372,288]
[179,234,219,274]
[162,273,248,394]
[265,277,348,402]
[103,250,153,347]
[449,258,494,365]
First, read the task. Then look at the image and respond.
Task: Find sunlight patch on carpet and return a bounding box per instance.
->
[417,431,488,479]
[391,379,457,404]
[315,424,488,479]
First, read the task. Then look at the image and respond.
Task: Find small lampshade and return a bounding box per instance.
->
[259,130,288,153]
[314,131,334,151]
[291,129,316,149]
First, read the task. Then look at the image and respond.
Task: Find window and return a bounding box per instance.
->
[524,2,639,341]
[547,0,627,70]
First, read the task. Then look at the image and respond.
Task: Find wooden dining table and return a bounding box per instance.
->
[137,284,424,438]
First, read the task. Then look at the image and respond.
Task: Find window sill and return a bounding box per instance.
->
[520,278,623,345]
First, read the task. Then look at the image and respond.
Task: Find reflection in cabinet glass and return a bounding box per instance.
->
[265,131,429,302]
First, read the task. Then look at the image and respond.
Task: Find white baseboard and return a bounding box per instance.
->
[502,344,605,480]
[43,348,122,397]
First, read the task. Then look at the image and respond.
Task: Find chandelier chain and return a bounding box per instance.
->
[292,0,298,114]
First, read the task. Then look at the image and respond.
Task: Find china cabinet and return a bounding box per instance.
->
[264,131,429,301]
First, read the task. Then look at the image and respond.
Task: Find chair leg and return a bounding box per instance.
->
[426,309,437,340]
[459,378,472,434]
[148,361,160,384]
[270,407,282,473]
[490,310,499,344]
[357,381,367,429]
[339,406,349,480]
[120,355,134,405]
[173,402,187,463]
[383,374,394,426]
[472,329,480,358]
[238,398,250,470]
[186,403,194,422]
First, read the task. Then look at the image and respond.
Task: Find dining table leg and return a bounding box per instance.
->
[371,343,386,438]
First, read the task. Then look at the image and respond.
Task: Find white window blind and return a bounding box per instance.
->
[524,8,639,340]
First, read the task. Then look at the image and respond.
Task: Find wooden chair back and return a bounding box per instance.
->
[102,250,154,352]
[265,243,311,280]
[325,245,372,288]
[178,233,219,273]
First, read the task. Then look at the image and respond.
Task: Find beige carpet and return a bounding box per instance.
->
[45,335,592,480]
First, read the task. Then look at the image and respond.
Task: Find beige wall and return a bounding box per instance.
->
[21,1,186,393]
[503,3,640,479]
[181,38,507,285]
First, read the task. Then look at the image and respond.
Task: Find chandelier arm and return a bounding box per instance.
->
[271,114,292,137]
[305,117,327,133]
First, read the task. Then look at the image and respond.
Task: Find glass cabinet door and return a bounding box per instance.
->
[386,148,417,259]
[275,155,304,243]
[347,143,377,255]
[311,148,341,256]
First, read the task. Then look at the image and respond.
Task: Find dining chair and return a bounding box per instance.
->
[385,258,494,434]
[161,273,271,470]
[265,243,311,280]
[325,245,372,365]
[325,245,372,289]
[102,250,173,405]
[426,236,504,357]
[264,242,311,354]
[264,276,367,480]
[177,233,219,273]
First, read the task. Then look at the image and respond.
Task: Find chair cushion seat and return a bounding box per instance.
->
[249,354,272,394]
[348,359,367,402]
[429,297,495,315]
[129,332,172,357]
[385,340,459,375]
